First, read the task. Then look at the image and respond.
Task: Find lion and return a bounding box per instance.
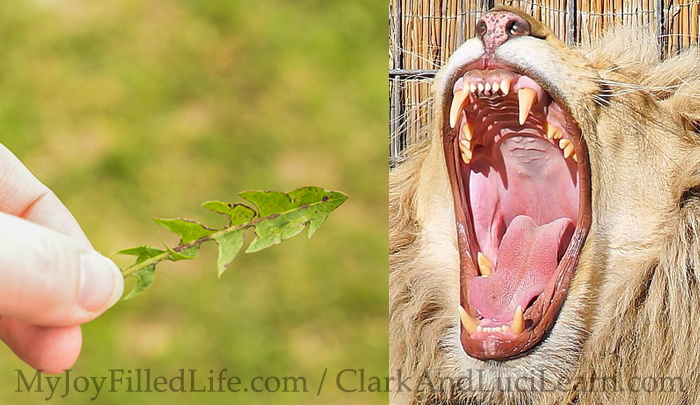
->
[389,6,700,405]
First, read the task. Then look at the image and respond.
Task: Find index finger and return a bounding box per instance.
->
[0,144,92,249]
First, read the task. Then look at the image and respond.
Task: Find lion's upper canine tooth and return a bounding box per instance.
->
[500,79,510,96]
[511,305,525,334]
[518,88,537,125]
[459,306,479,335]
[477,252,493,276]
[449,90,468,128]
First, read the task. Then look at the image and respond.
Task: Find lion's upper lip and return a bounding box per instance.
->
[443,63,592,360]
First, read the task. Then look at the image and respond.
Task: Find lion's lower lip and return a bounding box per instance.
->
[443,64,592,360]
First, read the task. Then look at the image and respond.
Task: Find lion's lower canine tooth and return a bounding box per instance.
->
[511,305,525,334]
[450,90,468,128]
[477,252,493,276]
[500,79,510,96]
[518,88,537,125]
[459,306,479,335]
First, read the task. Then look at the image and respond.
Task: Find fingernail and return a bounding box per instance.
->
[79,251,124,312]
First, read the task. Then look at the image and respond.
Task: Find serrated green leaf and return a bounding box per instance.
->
[213,228,247,277]
[161,237,198,261]
[122,264,156,300]
[118,187,347,300]
[242,187,348,253]
[203,201,256,226]
[154,218,215,244]
[115,245,166,263]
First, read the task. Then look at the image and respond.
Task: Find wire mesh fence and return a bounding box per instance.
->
[389,0,700,164]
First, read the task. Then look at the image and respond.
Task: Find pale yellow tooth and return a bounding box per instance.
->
[477,83,484,93]
[492,82,500,93]
[501,325,508,333]
[477,252,493,276]
[461,149,472,164]
[518,88,537,125]
[546,123,557,140]
[459,306,479,335]
[572,153,578,162]
[469,83,477,93]
[476,325,483,333]
[511,305,525,334]
[563,144,575,159]
[461,121,473,141]
[485,82,491,92]
[500,79,510,96]
[449,89,468,128]
[559,138,572,150]
[459,139,471,152]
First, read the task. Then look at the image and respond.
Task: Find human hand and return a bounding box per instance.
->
[0,145,123,374]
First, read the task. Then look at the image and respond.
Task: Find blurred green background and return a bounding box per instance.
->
[0,0,386,403]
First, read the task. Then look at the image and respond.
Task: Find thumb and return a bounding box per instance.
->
[0,211,123,327]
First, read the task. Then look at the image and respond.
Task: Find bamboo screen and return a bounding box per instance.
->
[389,0,700,164]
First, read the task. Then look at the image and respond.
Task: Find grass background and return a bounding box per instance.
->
[0,0,386,403]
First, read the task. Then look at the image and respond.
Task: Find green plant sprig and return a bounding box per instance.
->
[117,186,348,300]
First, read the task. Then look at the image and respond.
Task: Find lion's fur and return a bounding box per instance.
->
[390,17,700,405]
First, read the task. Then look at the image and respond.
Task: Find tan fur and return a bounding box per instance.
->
[390,14,700,405]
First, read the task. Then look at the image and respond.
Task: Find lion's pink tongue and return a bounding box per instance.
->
[469,215,575,321]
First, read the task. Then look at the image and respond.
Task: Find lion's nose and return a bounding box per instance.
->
[476,10,532,53]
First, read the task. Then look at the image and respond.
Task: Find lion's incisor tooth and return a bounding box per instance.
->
[492,82,500,93]
[459,306,479,335]
[477,83,484,93]
[449,90,468,128]
[518,88,537,125]
[469,83,477,93]
[511,305,524,334]
[500,79,511,96]
[477,252,493,276]
[485,82,491,92]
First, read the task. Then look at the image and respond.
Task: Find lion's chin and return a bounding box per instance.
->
[443,63,592,360]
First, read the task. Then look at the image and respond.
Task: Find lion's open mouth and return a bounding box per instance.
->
[443,66,591,360]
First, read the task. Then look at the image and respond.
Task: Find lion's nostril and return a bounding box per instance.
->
[476,20,487,37]
[507,19,531,37]
[478,10,533,52]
